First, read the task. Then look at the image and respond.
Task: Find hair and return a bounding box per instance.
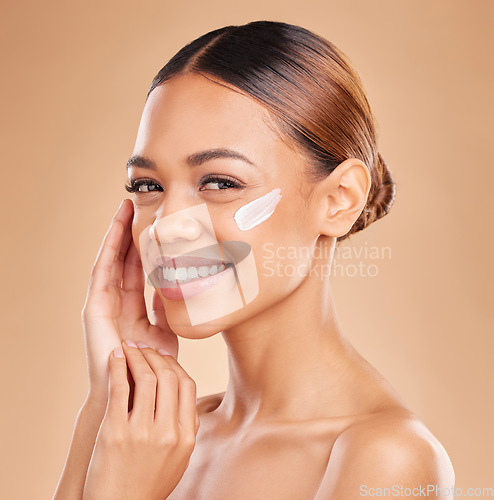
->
[146,20,396,243]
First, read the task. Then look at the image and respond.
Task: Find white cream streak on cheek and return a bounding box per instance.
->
[234,188,282,231]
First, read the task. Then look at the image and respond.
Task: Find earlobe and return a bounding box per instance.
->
[316,158,371,238]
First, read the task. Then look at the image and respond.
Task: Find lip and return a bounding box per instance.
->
[155,255,229,269]
[158,262,235,300]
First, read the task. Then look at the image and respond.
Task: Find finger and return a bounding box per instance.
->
[136,343,179,430]
[120,238,148,321]
[105,347,130,424]
[122,238,145,295]
[87,199,133,295]
[114,208,134,282]
[177,368,198,438]
[108,201,134,287]
[150,292,179,358]
[156,348,197,436]
[121,339,157,426]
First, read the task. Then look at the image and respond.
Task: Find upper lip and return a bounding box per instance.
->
[155,255,230,269]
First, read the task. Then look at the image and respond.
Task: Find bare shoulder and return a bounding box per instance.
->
[314,408,455,499]
[196,391,225,415]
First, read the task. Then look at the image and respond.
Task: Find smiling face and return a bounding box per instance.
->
[128,72,322,338]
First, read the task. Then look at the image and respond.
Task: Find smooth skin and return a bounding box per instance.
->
[81,197,180,405]
[83,340,198,500]
[54,199,200,500]
[54,72,454,499]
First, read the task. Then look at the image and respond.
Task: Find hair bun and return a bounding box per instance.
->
[340,152,396,242]
[371,152,396,222]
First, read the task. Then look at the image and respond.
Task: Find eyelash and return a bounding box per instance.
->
[125,179,162,194]
[124,174,245,194]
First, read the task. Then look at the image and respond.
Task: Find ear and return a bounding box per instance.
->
[313,158,371,238]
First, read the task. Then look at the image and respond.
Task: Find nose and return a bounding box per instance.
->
[148,207,202,245]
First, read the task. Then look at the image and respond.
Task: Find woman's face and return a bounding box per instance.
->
[129,72,321,338]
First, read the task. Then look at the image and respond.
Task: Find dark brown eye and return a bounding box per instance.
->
[199,174,244,191]
[125,179,163,193]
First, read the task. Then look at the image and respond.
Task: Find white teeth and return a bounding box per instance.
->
[187,266,198,280]
[168,267,175,281]
[175,267,187,281]
[161,263,229,282]
[198,266,209,278]
[162,267,174,281]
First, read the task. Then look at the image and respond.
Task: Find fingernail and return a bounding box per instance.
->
[113,348,124,358]
[136,340,150,349]
[124,338,138,348]
[158,348,172,356]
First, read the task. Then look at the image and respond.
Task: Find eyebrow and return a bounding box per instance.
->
[126,148,256,170]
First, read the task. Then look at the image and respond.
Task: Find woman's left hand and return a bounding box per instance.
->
[82,339,200,500]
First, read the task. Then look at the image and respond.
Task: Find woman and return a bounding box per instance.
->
[54,20,454,499]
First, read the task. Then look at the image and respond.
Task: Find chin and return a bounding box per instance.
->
[161,291,265,339]
[156,273,292,338]
[162,297,235,339]
[169,318,224,339]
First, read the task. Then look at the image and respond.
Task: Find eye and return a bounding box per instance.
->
[199,174,244,191]
[125,179,163,193]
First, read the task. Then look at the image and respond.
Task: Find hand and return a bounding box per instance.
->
[81,199,178,406]
[83,341,199,500]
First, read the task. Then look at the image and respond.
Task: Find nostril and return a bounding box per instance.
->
[150,216,202,244]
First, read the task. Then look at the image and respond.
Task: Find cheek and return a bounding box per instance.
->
[250,208,314,290]
[208,204,245,243]
[209,187,283,253]
[233,188,282,231]
[131,223,141,253]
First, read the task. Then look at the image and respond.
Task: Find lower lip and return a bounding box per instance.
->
[159,265,235,300]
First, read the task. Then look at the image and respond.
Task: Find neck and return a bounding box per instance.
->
[218,259,362,425]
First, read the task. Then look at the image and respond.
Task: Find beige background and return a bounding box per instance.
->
[1,0,492,497]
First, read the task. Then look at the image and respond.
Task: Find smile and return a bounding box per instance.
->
[160,262,234,284]
[151,255,236,301]
[149,244,251,301]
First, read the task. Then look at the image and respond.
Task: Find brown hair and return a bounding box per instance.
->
[147,20,396,243]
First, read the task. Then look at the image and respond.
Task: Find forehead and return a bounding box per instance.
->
[134,72,284,162]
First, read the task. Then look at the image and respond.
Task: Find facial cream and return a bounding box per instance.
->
[234,188,282,231]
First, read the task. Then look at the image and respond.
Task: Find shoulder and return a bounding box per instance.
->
[196,391,225,415]
[314,409,455,499]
